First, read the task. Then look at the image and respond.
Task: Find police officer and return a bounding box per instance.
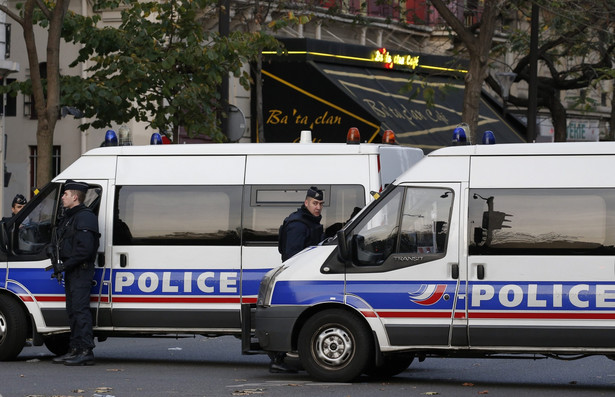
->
[280,186,325,262]
[1,194,27,222]
[51,180,100,366]
[271,186,325,373]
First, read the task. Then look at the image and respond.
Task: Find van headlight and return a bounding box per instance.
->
[257,265,286,307]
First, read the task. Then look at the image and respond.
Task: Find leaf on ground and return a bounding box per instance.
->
[106,368,123,372]
[95,387,113,393]
[232,388,265,396]
[478,391,489,395]
[462,382,474,386]
[423,392,440,395]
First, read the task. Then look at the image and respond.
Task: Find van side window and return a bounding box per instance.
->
[242,185,365,244]
[350,187,452,267]
[113,185,241,246]
[14,184,102,255]
[469,188,615,255]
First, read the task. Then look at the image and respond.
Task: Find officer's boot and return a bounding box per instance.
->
[52,347,79,364]
[63,348,95,366]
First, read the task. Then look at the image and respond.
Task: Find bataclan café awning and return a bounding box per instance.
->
[257,39,525,152]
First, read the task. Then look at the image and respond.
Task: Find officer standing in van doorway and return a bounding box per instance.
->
[280,186,325,261]
[51,180,100,366]
[271,186,325,373]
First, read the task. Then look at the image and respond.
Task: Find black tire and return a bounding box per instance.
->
[365,352,414,378]
[298,309,372,382]
[44,333,70,356]
[0,295,28,361]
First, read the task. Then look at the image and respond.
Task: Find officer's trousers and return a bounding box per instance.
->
[65,265,95,350]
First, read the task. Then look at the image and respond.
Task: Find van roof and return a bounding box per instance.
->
[429,142,615,156]
[84,142,403,156]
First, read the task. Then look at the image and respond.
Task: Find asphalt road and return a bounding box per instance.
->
[2,335,615,397]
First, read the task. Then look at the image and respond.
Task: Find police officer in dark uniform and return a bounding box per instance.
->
[280,186,325,262]
[1,194,27,222]
[51,180,99,366]
[272,186,325,373]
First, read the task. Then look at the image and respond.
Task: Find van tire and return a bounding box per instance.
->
[0,295,28,361]
[298,309,372,382]
[44,333,70,356]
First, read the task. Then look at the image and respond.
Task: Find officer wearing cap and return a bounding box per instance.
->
[2,194,27,222]
[51,180,100,366]
[271,186,325,373]
[281,186,325,262]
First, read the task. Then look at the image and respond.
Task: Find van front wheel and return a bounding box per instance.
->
[298,309,372,382]
[0,295,28,361]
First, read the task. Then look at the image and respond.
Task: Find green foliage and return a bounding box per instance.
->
[61,0,280,141]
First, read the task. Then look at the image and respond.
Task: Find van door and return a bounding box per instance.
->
[108,155,245,331]
[467,187,615,349]
[344,183,462,348]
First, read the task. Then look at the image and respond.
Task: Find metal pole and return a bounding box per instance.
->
[219,0,230,139]
[527,2,539,142]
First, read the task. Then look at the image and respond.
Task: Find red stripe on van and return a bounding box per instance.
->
[377,311,453,318]
[360,310,378,318]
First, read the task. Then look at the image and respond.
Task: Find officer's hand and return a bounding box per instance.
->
[51,271,63,283]
[53,261,65,274]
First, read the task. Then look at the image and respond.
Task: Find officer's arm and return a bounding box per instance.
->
[284,222,309,260]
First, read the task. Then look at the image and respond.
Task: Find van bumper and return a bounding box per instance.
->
[254,305,304,352]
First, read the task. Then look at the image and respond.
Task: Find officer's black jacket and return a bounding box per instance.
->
[57,204,99,271]
[282,205,323,262]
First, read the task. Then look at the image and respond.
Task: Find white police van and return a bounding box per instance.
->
[0,139,423,360]
[252,142,615,382]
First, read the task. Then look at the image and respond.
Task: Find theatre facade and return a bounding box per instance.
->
[253,38,525,152]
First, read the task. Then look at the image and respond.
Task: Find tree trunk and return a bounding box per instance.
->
[462,61,484,145]
[546,91,567,142]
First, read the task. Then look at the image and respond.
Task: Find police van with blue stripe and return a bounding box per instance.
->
[0,135,422,360]
[251,142,615,382]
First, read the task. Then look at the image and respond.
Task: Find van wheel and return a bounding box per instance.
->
[298,309,372,382]
[0,295,28,361]
[365,353,414,378]
[44,333,70,356]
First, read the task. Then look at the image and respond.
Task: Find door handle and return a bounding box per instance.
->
[477,264,485,280]
[120,253,127,268]
[97,252,105,267]
[451,263,459,279]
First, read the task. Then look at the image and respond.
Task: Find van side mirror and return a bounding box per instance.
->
[336,229,349,263]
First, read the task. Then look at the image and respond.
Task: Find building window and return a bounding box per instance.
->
[23,62,47,119]
[29,145,61,194]
[0,78,16,116]
[4,23,10,58]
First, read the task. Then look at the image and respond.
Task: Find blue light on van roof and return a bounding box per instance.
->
[482,130,496,144]
[452,127,467,144]
[150,132,163,145]
[104,129,118,146]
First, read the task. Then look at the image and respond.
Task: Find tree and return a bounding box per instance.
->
[428,0,509,144]
[62,0,280,143]
[0,0,70,188]
[487,0,615,142]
